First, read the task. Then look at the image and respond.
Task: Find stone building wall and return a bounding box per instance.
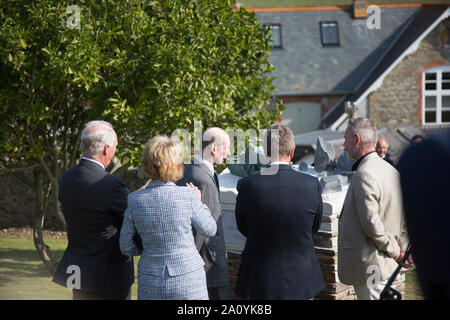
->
[369,19,450,127]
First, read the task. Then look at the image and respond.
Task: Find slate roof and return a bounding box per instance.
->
[255,6,420,95]
[321,5,450,128]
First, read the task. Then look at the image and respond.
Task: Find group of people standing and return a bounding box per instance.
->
[52,117,446,300]
[53,121,232,300]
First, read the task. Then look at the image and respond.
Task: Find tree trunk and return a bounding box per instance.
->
[32,167,58,275]
[52,185,66,228]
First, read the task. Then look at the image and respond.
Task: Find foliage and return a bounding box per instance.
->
[0,0,283,169]
[0,0,283,272]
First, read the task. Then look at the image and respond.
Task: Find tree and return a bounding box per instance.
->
[0,0,284,274]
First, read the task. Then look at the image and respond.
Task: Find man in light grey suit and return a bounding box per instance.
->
[177,127,231,300]
[338,118,410,300]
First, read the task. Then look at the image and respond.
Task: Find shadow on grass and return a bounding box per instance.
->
[0,248,66,287]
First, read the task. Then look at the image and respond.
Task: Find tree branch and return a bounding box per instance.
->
[0,160,38,189]
[10,170,35,189]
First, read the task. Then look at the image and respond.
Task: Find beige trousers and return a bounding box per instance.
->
[354,278,403,300]
[354,280,389,300]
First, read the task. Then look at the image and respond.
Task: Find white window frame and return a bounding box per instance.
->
[422,65,450,126]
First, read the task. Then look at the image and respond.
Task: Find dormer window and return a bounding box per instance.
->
[263,23,282,49]
[320,21,339,46]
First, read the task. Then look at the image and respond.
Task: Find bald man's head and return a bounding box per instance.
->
[202,127,230,165]
[376,138,389,158]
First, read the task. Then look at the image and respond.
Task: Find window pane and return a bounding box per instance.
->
[326,27,338,44]
[271,25,281,47]
[442,81,450,90]
[321,22,338,45]
[426,83,436,90]
[322,25,331,43]
[425,111,436,123]
[442,72,450,80]
[425,73,437,80]
[443,96,450,108]
[323,27,331,43]
[425,96,436,109]
[265,25,281,47]
[442,111,450,123]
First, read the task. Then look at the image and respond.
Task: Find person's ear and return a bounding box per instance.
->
[354,133,361,145]
[103,144,109,156]
[211,143,217,157]
[289,145,295,160]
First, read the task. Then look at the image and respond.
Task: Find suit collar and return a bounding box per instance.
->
[190,161,219,191]
[80,156,105,170]
[275,164,293,170]
[264,164,294,173]
[192,161,215,179]
[194,155,214,176]
[353,151,377,171]
[79,158,106,172]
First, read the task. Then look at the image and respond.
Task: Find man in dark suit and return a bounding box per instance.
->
[177,127,230,300]
[53,120,134,300]
[397,130,450,299]
[234,123,325,300]
[376,137,396,169]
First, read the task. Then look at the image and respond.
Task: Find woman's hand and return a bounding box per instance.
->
[186,183,202,201]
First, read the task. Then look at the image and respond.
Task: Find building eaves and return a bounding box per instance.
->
[321,4,450,129]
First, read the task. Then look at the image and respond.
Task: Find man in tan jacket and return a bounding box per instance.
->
[338,118,410,300]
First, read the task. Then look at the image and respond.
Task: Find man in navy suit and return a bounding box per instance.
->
[397,130,450,299]
[234,123,325,300]
[53,120,134,300]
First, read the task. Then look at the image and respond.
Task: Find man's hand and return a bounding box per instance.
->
[395,251,414,268]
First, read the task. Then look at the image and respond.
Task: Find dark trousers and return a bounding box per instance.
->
[208,285,229,300]
[73,286,131,300]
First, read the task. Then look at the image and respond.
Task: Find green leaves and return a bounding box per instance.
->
[0,0,283,171]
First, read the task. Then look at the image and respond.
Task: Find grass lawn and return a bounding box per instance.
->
[0,231,423,300]
[0,231,139,300]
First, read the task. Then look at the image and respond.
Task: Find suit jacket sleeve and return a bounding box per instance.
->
[107,177,129,219]
[198,181,221,221]
[312,180,323,236]
[190,189,217,237]
[119,203,143,256]
[399,218,409,252]
[235,179,248,238]
[352,171,401,258]
[109,177,143,251]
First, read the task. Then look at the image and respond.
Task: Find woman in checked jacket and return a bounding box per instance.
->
[119,135,217,300]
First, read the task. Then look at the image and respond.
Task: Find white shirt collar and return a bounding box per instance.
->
[81,157,105,170]
[194,155,215,176]
[269,161,290,166]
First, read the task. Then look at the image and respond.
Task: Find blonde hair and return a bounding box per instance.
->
[142,135,184,182]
